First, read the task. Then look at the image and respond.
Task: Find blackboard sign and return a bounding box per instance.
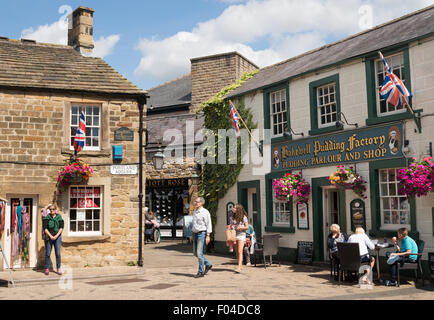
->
[296,241,313,265]
[114,127,134,141]
[429,252,434,282]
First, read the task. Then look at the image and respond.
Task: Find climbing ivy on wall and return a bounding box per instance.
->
[196,70,258,237]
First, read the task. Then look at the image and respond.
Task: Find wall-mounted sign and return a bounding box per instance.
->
[297,202,309,230]
[350,199,366,232]
[114,127,134,141]
[271,123,403,172]
[110,165,138,175]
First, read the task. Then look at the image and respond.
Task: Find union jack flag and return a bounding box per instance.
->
[378,51,412,108]
[229,100,241,138]
[73,109,86,158]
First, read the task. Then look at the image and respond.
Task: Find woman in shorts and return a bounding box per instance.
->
[230,203,249,273]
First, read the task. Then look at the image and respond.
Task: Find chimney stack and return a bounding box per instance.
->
[68,6,94,54]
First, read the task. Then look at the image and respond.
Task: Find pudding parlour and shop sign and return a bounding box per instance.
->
[271,123,404,172]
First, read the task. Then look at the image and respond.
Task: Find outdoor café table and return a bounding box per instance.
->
[370,241,393,282]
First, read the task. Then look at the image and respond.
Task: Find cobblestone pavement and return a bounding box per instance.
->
[0,240,432,300]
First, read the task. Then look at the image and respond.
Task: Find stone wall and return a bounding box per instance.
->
[0,89,145,269]
[190,52,258,112]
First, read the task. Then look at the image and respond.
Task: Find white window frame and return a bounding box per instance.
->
[270,89,287,138]
[272,178,291,226]
[68,186,103,236]
[317,82,337,128]
[379,168,410,230]
[374,52,407,117]
[70,105,101,151]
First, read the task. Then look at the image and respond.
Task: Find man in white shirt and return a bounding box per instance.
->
[190,197,213,278]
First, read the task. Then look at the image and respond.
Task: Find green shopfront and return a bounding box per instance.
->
[267,122,419,262]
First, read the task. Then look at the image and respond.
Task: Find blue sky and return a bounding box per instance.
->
[1,0,433,91]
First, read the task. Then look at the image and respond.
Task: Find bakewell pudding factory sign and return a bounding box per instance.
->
[271,123,403,171]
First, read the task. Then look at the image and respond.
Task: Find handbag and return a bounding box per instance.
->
[225,228,236,242]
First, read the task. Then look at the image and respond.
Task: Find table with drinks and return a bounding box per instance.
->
[370,237,396,282]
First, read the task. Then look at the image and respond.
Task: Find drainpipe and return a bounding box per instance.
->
[137,94,148,267]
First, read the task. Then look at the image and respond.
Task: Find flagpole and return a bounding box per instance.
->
[402,95,414,115]
[228,100,262,153]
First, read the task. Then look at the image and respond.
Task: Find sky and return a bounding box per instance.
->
[1,0,433,91]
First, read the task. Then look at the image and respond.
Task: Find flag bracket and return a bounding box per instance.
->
[412,109,423,134]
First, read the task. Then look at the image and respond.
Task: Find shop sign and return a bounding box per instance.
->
[146,178,189,188]
[271,123,403,171]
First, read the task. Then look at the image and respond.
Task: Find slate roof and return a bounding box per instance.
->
[227,5,434,98]
[147,74,192,110]
[0,38,145,96]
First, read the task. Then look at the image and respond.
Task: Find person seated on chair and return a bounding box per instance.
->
[348,227,375,284]
[384,227,418,287]
[243,223,256,267]
[327,224,348,261]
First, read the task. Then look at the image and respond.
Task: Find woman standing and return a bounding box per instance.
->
[43,204,64,275]
[231,204,249,273]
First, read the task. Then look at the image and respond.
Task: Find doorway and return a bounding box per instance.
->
[3,195,38,269]
[323,188,341,261]
[237,181,262,241]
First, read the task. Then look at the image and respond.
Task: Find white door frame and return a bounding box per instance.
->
[3,195,38,269]
[322,187,339,261]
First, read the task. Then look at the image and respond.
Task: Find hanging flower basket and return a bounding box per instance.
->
[57,158,94,189]
[328,165,367,199]
[397,156,434,199]
[272,172,311,204]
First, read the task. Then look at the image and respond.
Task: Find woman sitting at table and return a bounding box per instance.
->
[348,227,376,283]
[327,224,348,261]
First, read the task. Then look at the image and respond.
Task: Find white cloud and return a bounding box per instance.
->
[91,35,120,59]
[135,0,434,87]
[21,20,120,59]
[21,20,68,45]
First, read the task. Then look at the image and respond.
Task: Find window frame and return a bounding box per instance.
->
[70,104,102,151]
[316,82,338,129]
[308,74,342,136]
[68,186,103,237]
[378,168,411,230]
[265,171,295,233]
[263,83,290,144]
[374,52,408,117]
[365,46,413,126]
[269,89,288,138]
[368,158,418,240]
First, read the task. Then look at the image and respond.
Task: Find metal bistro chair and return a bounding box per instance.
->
[253,234,281,268]
[328,248,339,279]
[336,242,370,285]
[397,240,425,287]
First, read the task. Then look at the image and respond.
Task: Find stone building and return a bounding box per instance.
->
[215,5,434,275]
[146,52,258,238]
[0,6,147,269]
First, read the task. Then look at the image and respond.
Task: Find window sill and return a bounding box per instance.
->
[61,148,111,157]
[62,234,111,244]
[271,135,291,144]
[365,112,412,126]
[265,226,295,233]
[308,126,343,136]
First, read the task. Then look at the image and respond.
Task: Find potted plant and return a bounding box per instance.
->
[328,165,367,199]
[397,156,433,198]
[272,172,311,204]
[57,158,94,189]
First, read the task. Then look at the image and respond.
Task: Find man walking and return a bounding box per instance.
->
[191,197,212,278]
